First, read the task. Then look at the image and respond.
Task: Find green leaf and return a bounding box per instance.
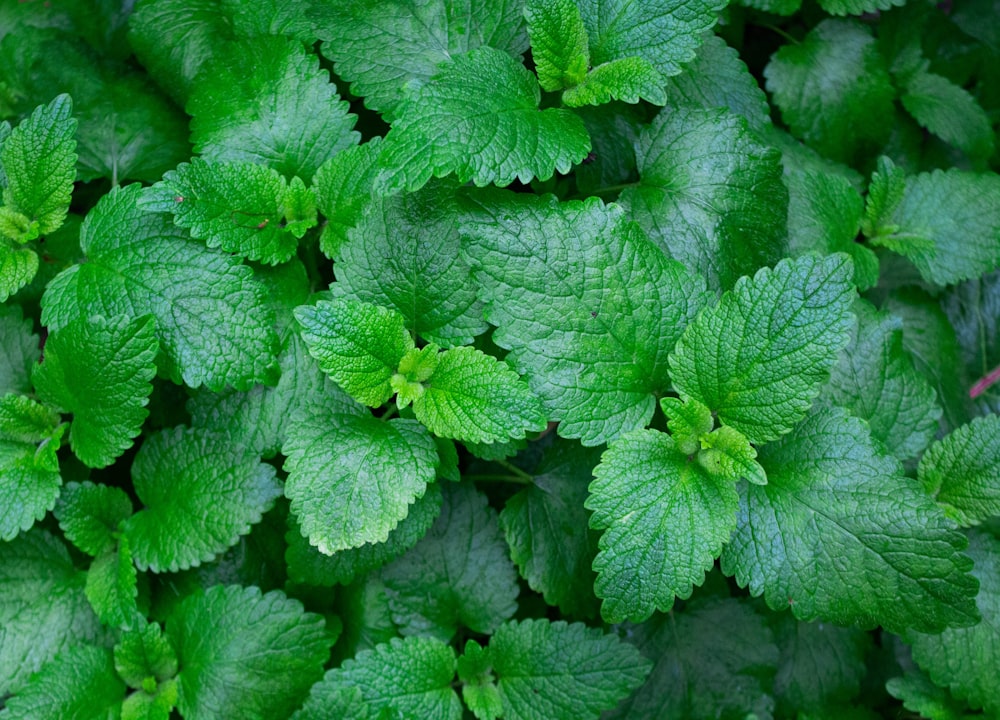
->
[139,159,305,265]
[900,69,995,160]
[660,396,715,455]
[312,0,528,119]
[822,300,941,460]
[572,102,643,195]
[669,254,856,445]
[295,636,462,720]
[312,139,382,257]
[721,405,980,633]
[0,415,62,541]
[220,0,317,41]
[114,621,179,690]
[393,344,441,408]
[619,106,788,291]
[607,597,779,720]
[459,619,651,720]
[33,314,158,468]
[167,585,331,720]
[0,530,106,696]
[296,296,414,407]
[375,47,590,193]
[124,426,282,572]
[0,231,38,301]
[919,415,1000,527]
[866,169,1000,287]
[412,345,546,443]
[54,481,133,557]
[886,667,973,720]
[909,528,1000,717]
[862,156,906,240]
[382,483,519,641]
[41,185,279,391]
[525,0,589,92]
[697,425,767,486]
[0,93,76,242]
[562,57,668,106]
[817,0,906,14]
[499,439,602,618]
[335,181,487,346]
[765,19,895,165]
[461,191,710,446]
[0,303,39,395]
[283,405,439,553]
[286,482,443,587]
[588,429,739,622]
[0,392,60,442]
[85,538,138,628]
[0,645,125,720]
[188,36,359,182]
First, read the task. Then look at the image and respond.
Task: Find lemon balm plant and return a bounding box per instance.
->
[1,0,999,718]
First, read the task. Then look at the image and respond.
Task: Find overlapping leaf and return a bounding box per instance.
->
[919,415,1000,526]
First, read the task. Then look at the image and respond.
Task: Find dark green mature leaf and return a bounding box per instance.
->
[670,254,855,445]
[619,105,788,291]
[722,406,980,634]
[41,185,280,392]
[295,636,462,720]
[588,429,738,622]
[313,139,382,257]
[221,0,317,41]
[188,36,359,182]
[0,645,125,720]
[0,304,38,395]
[461,191,710,446]
[459,619,651,720]
[0,406,62,541]
[382,482,519,641]
[312,0,528,119]
[886,667,973,720]
[818,0,905,14]
[124,426,282,572]
[376,47,590,193]
[283,403,438,553]
[572,102,642,195]
[900,70,995,160]
[920,415,1000,527]
[167,585,331,720]
[608,597,779,720]
[765,19,895,165]
[55,481,133,557]
[942,271,1000,416]
[0,530,106,696]
[34,315,158,468]
[909,529,1000,717]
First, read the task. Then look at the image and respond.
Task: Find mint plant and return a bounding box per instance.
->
[1,1,999,719]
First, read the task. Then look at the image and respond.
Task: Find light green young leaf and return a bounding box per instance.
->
[562,57,668,106]
[281,176,316,238]
[34,315,158,468]
[0,417,62,541]
[412,346,546,444]
[40,185,280,392]
[823,300,940,460]
[381,483,519,641]
[909,528,1000,717]
[619,106,788,291]
[334,181,487,346]
[697,426,767,486]
[900,69,995,160]
[54,481,133,557]
[0,645,125,720]
[188,36,358,182]
[167,585,331,720]
[294,636,462,720]
[393,344,441,408]
[114,621,179,690]
[919,415,1000,527]
[459,619,651,720]
[121,687,177,720]
[375,47,590,193]
[85,538,138,628]
[312,139,382,257]
[139,159,304,265]
[765,20,895,165]
[588,429,739,622]
[862,155,905,239]
[0,304,39,395]
[0,393,60,442]
[525,0,590,92]
[124,426,282,572]
[0,93,76,242]
[660,396,714,455]
[670,254,856,445]
[461,191,710,446]
[886,667,974,720]
[721,406,980,634]
[0,530,106,696]
[296,296,414,407]
[283,405,438,553]
[311,0,528,120]
[0,231,39,301]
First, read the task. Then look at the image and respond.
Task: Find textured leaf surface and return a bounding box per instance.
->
[312,0,528,119]
[562,57,668,106]
[817,0,905,13]
[376,47,590,193]
[0,243,38,302]
[188,36,358,182]
[85,540,138,627]
[283,405,438,553]
[900,70,995,160]
[54,481,133,557]
[588,429,738,622]
[221,0,317,41]
[461,191,709,445]
[294,636,461,720]
[670,254,855,444]
[114,621,178,690]
[34,315,158,468]
[920,415,1000,527]
[525,0,589,92]
[313,140,382,257]
[619,105,787,290]
[0,422,62,541]
[886,667,973,720]
[0,304,39,395]
[124,427,282,572]
[40,185,279,391]
[721,406,980,633]
[382,483,519,640]
[167,585,331,720]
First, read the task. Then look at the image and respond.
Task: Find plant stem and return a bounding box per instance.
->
[970,363,1000,398]
[465,473,534,486]
[496,459,534,482]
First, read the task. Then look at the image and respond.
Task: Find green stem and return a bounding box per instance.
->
[465,473,534,486]
[760,23,799,45]
[380,405,399,421]
[496,459,534,482]
[577,181,639,199]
